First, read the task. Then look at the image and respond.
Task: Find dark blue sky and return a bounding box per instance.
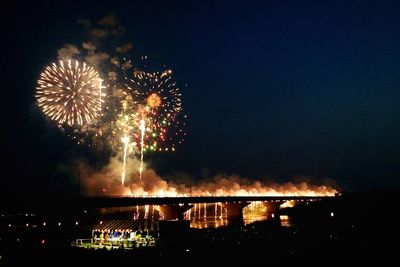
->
[2,0,400,196]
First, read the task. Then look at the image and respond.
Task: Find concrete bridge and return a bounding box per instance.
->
[81,195,328,207]
[80,195,333,224]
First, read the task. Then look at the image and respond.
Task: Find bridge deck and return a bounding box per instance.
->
[81,196,333,207]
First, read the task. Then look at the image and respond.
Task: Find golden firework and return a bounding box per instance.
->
[36,60,103,126]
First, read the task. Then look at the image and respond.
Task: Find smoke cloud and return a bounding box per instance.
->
[82,41,96,51]
[78,157,337,197]
[85,52,110,68]
[121,61,133,69]
[98,14,119,27]
[90,28,109,38]
[112,26,126,37]
[86,15,125,38]
[57,44,80,60]
[116,43,133,53]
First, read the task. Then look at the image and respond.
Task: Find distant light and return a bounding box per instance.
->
[100,221,103,224]
[25,223,29,227]
[25,214,28,217]
[58,222,61,226]
[83,210,87,213]
[185,249,190,252]
[280,215,289,220]
[41,239,46,245]
[75,221,79,225]
[330,212,334,217]
[271,214,275,218]
[8,224,11,227]
[43,222,46,226]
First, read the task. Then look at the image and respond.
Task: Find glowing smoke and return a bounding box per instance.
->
[85,52,110,68]
[82,41,96,51]
[79,158,337,197]
[90,28,109,38]
[57,44,80,60]
[116,43,133,53]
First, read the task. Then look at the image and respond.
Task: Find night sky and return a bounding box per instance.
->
[2,0,400,198]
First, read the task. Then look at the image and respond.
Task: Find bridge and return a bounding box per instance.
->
[80,195,330,207]
[79,195,334,223]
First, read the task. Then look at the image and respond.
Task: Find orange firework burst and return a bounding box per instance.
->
[146,93,162,108]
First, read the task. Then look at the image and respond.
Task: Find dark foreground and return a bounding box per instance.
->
[1,190,399,265]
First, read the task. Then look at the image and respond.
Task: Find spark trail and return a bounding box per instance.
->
[139,119,145,179]
[121,136,129,186]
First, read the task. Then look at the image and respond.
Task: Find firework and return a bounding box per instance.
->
[113,69,187,184]
[125,69,186,153]
[36,60,103,126]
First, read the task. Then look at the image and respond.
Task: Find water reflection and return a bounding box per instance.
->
[184,203,228,228]
[117,203,293,229]
[184,202,293,228]
[279,215,291,227]
[243,201,267,225]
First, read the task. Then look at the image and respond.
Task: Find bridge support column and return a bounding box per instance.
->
[158,204,193,220]
[262,201,284,219]
[222,202,250,225]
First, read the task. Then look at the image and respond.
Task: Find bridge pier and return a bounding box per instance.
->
[222,202,250,225]
[158,204,193,220]
[262,201,284,219]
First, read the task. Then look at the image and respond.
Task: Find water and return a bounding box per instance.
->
[119,202,293,228]
[184,202,293,228]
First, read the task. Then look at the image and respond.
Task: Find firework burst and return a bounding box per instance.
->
[36,60,104,126]
[125,69,186,152]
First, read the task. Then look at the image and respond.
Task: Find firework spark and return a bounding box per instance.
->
[36,60,103,126]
